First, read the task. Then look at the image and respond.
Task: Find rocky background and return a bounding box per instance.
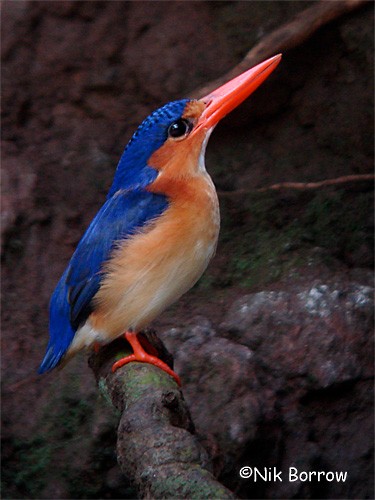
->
[1,1,373,499]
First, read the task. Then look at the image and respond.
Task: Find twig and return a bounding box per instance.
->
[89,332,236,499]
[192,0,368,98]
[218,174,374,197]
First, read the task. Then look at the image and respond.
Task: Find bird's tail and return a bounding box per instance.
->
[38,277,76,374]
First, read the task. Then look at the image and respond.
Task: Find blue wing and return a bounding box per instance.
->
[38,189,168,373]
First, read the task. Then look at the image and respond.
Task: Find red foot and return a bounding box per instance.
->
[112,331,181,386]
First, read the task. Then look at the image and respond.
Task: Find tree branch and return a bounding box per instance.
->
[89,332,235,499]
[218,174,374,197]
[192,0,368,98]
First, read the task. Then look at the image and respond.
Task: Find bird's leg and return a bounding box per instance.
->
[112,330,181,386]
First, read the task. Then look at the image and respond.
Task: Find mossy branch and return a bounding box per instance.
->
[89,332,235,499]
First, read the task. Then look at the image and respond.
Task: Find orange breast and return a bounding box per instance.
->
[90,173,219,339]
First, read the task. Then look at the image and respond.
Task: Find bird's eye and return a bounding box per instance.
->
[168,119,191,139]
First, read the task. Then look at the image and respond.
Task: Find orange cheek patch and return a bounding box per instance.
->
[148,127,206,182]
[147,176,194,201]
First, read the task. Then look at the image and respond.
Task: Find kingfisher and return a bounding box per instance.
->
[39,54,281,385]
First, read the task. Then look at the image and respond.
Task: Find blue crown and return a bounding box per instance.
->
[108,99,191,197]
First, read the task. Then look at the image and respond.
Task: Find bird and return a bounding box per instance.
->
[39,54,281,385]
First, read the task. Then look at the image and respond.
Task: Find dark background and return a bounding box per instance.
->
[2,1,373,498]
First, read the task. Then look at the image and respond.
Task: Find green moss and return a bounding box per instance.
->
[98,377,120,415]
[59,397,93,439]
[215,189,373,288]
[2,436,53,498]
[2,372,121,499]
[1,390,91,498]
[229,231,304,288]
[302,190,372,252]
[151,466,232,499]
[121,363,177,400]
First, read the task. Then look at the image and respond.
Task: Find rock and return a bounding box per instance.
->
[220,279,373,388]
[163,318,260,466]
[162,272,373,498]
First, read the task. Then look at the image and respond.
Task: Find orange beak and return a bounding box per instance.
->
[196,54,282,131]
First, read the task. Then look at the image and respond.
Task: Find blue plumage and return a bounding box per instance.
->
[38,190,168,373]
[38,99,190,374]
[108,99,190,196]
[67,190,169,329]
